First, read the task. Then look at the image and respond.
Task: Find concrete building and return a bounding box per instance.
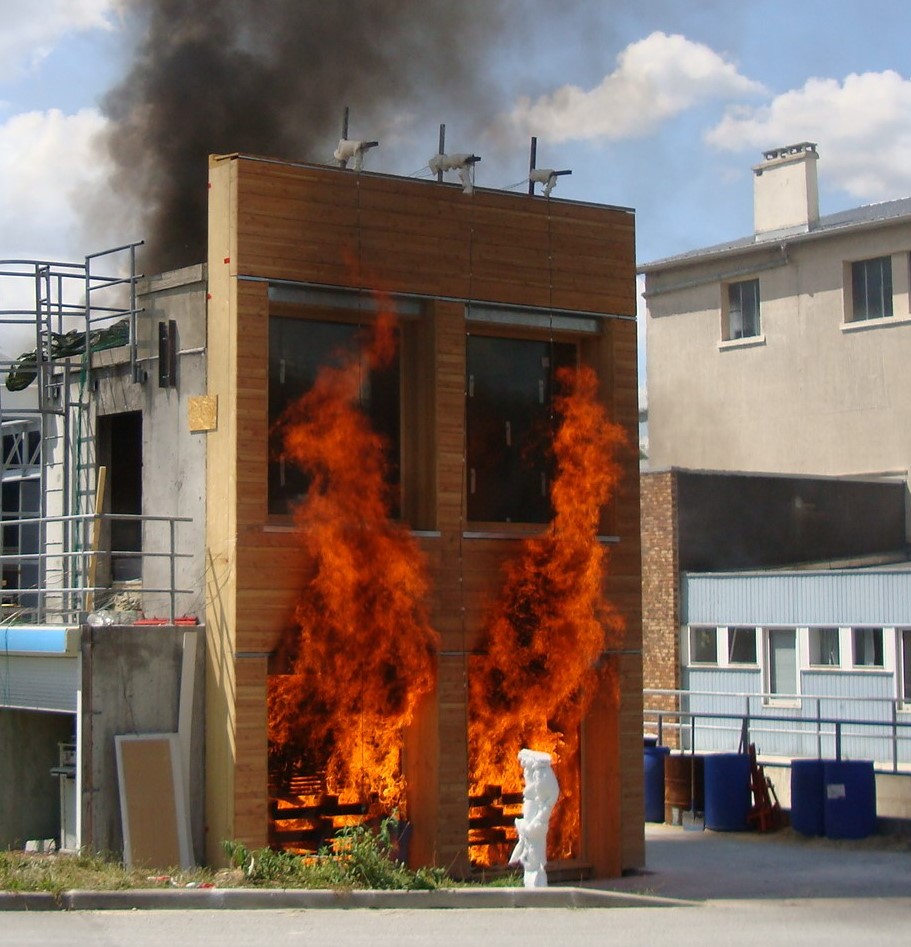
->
[1,154,644,877]
[642,142,911,517]
[639,146,911,822]
[0,254,207,858]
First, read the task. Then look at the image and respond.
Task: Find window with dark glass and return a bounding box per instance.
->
[902,630,911,702]
[810,627,840,667]
[728,626,757,664]
[851,256,893,321]
[465,335,576,523]
[726,279,760,340]
[268,317,400,516]
[852,627,884,668]
[690,627,717,664]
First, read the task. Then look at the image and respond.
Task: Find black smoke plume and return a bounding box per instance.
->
[102,0,530,274]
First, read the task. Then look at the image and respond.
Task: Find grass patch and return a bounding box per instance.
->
[0,848,218,896]
[2,815,522,893]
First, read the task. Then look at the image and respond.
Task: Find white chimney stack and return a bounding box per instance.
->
[752,142,819,236]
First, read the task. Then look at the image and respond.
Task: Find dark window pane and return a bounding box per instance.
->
[727,279,760,339]
[852,627,884,667]
[728,627,756,664]
[691,627,717,664]
[268,318,400,516]
[852,257,892,321]
[466,336,575,523]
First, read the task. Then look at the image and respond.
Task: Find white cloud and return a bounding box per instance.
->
[0,107,139,352]
[707,71,911,201]
[0,0,121,82]
[0,107,137,256]
[500,32,765,145]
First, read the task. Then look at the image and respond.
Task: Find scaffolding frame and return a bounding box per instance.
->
[0,244,193,624]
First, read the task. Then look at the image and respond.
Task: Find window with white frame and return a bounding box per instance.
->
[725,279,761,340]
[852,627,884,668]
[809,627,841,667]
[728,626,757,664]
[690,626,718,664]
[850,256,893,321]
[767,628,797,697]
[901,629,911,705]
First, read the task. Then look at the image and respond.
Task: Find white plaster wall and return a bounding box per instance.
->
[646,222,911,487]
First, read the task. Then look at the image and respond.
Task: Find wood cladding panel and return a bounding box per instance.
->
[232,158,635,317]
[207,154,641,876]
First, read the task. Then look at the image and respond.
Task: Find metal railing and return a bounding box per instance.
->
[0,511,194,625]
[644,688,911,773]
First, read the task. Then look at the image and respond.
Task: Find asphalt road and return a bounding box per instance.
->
[5,900,911,947]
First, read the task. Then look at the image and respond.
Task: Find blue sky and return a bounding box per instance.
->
[2,0,910,383]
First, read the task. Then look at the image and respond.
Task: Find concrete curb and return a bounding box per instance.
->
[0,885,694,912]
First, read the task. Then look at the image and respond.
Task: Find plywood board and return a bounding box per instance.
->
[115,733,193,870]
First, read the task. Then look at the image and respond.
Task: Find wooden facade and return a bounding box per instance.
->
[204,154,643,874]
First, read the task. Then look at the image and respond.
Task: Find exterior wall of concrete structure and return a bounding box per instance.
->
[79,625,205,860]
[674,470,906,571]
[753,145,819,234]
[645,219,911,490]
[0,708,74,847]
[89,265,209,620]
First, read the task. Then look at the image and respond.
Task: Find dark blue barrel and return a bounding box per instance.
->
[644,745,671,822]
[823,760,876,840]
[703,753,752,831]
[790,759,826,836]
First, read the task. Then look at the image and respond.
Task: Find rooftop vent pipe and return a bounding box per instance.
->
[429,152,481,194]
[334,139,379,172]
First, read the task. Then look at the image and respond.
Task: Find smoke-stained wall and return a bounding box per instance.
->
[674,470,907,571]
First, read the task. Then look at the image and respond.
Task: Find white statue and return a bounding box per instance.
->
[509,748,560,888]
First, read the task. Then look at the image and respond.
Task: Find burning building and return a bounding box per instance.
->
[203,154,643,877]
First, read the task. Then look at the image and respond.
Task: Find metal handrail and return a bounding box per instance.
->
[644,688,911,773]
[0,510,194,624]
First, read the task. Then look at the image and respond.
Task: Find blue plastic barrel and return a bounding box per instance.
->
[823,760,876,840]
[790,759,826,837]
[644,745,671,822]
[703,753,752,831]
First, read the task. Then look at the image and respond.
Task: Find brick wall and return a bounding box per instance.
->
[640,470,681,746]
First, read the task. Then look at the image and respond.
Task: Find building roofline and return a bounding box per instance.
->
[639,196,911,274]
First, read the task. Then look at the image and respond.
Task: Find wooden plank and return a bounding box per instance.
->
[115,733,193,870]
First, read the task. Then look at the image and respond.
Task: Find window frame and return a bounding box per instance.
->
[266,306,404,522]
[809,626,842,669]
[726,626,758,666]
[464,329,580,527]
[763,626,800,706]
[848,255,894,323]
[723,278,762,341]
[851,626,885,669]
[689,626,719,665]
[899,628,911,710]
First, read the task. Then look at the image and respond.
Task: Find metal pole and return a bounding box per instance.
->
[816,697,823,760]
[169,518,177,621]
[528,136,537,195]
[437,124,446,182]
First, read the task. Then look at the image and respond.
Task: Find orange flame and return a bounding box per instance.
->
[467,364,625,865]
[267,304,438,824]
